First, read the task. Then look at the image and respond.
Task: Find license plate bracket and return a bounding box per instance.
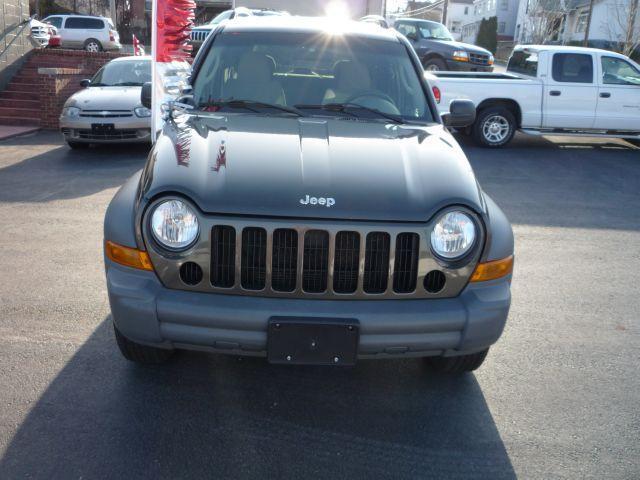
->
[91,123,115,134]
[267,317,359,366]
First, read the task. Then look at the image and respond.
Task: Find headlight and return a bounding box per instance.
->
[430,211,476,260]
[488,54,495,65]
[150,199,199,250]
[134,106,151,117]
[62,106,80,118]
[452,50,469,62]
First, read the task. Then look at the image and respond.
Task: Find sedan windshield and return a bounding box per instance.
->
[90,60,151,87]
[417,21,453,41]
[192,31,434,123]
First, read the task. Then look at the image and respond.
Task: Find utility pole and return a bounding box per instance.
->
[442,0,449,24]
[583,0,595,46]
[110,0,116,23]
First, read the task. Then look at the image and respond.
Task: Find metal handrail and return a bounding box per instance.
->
[0,14,36,60]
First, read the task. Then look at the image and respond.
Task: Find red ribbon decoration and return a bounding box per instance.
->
[156,0,196,63]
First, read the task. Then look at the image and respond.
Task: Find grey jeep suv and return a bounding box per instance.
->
[395,18,494,72]
[105,17,513,374]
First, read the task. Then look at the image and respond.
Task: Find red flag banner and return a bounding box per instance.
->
[155,0,195,63]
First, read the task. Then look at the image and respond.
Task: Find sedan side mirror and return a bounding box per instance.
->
[141,82,152,109]
[442,99,476,128]
[80,79,91,88]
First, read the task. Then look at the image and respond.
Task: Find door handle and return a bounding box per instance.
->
[600,92,611,98]
[549,90,561,96]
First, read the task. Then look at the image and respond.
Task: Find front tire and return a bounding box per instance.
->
[472,107,516,148]
[423,57,447,72]
[425,349,489,373]
[114,325,174,364]
[84,38,102,52]
[67,141,88,149]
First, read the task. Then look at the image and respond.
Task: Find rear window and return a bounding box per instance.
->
[65,17,104,29]
[552,53,593,83]
[507,50,538,76]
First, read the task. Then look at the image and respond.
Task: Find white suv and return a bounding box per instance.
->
[42,14,121,52]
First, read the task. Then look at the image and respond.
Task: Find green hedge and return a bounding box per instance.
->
[476,16,498,54]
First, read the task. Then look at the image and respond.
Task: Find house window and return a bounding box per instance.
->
[500,0,509,10]
[464,6,469,14]
[576,11,589,33]
[498,22,506,33]
[451,21,461,33]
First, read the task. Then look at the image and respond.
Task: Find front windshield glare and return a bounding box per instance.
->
[193,32,433,123]
[418,21,453,40]
[91,60,151,87]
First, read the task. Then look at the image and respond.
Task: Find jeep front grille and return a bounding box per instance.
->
[144,214,483,300]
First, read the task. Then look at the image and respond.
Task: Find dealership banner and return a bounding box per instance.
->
[151,0,196,139]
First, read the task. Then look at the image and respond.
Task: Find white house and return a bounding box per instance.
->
[460,0,521,43]
[445,0,475,40]
[514,0,639,49]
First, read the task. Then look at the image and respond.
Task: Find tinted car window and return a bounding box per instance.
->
[45,16,62,29]
[194,31,434,123]
[65,17,104,29]
[507,50,538,76]
[552,53,593,83]
[601,57,640,85]
[395,23,418,39]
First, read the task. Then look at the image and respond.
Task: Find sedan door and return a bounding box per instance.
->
[542,52,598,129]
[593,55,640,131]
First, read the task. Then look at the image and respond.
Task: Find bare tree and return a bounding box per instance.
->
[603,0,640,57]
[519,0,570,44]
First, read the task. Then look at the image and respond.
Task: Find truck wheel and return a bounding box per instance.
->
[84,39,102,52]
[424,58,447,72]
[473,107,516,148]
[114,325,174,364]
[425,349,489,373]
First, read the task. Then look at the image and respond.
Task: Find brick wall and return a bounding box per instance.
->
[0,0,33,91]
[32,49,126,128]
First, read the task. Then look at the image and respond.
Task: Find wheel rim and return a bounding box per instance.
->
[86,42,99,52]
[482,114,510,143]
[425,64,440,72]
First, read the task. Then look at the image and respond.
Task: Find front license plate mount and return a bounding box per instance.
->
[267,317,359,366]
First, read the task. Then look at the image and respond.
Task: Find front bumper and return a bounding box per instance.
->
[445,60,494,72]
[106,259,511,359]
[60,116,150,144]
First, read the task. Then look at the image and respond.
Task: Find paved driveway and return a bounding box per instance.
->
[0,131,638,479]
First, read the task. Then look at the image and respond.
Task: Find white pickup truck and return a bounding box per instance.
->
[427,45,640,147]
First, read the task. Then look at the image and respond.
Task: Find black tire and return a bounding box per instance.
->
[423,57,447,72]
[114,325,174,364]
[84,38,102,52]
[472,107,517,148]
[67,141,89,149]
[627,139,640,147]
[425,349,489,373]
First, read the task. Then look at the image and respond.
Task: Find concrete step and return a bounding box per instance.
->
[0,116,40,126]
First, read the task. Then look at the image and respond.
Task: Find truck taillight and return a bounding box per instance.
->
[432,86,441,104]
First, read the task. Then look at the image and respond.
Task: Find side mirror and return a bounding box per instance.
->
[141,82,152,109]
[442,99,476,128]
[80,79,91,88]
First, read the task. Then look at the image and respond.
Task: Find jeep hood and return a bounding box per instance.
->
[140,114,484,222]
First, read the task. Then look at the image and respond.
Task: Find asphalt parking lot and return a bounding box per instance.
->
[0,130,638,479]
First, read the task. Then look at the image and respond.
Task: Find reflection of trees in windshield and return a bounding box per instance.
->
[91,61,152,87]
[418,22,453,40]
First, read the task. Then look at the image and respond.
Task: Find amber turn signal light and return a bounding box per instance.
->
[105,240,154,271]
[470,255,513,282]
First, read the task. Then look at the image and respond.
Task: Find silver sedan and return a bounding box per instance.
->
[60,56,152,148]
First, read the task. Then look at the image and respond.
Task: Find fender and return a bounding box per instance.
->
[482,192,514,262]
[104,171,142,249]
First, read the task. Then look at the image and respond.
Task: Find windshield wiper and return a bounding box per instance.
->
[198,99,304,116]
[295,103,404,124]
[112,82,144,86]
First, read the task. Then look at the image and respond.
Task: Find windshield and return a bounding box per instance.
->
[91,60,151,87]
[417,21,453,41]
[192,31,434,123]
